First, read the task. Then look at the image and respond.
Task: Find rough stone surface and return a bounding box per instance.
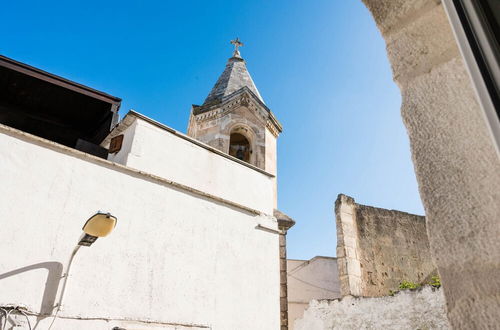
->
[362,0,440,35]
[204,56,263,104]
[295,286,450,330]
[279,233,289,330]
[276,209,296,330]
[361,1,500,328]
[402,56,500,329]
[385,5,458,86]
[335,194,435,297]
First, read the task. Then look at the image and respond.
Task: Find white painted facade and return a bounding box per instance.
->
[0,121,280,329]
[103,111,276,215]
[287,257,340,330]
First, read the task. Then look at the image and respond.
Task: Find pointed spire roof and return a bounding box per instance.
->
[203,39,264,105]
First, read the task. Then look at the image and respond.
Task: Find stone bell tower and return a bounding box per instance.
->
[187,38,282,176]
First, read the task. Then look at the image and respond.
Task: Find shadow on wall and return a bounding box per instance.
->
[0,262,63,324]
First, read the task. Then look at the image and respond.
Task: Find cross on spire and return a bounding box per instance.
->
[230,38,244,58]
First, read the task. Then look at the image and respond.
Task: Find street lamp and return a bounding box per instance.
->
[78,212,117,246]
[48,212,117,330]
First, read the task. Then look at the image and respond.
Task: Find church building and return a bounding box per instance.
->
[188,39,281,172]
[0,40,293,330]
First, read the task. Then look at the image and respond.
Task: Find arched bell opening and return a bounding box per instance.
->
[229,132,251,163]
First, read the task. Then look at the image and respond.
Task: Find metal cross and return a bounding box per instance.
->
[230,38,244,55]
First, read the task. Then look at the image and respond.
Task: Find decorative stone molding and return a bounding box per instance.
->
[266,120,281,138]
[193,92,276,132]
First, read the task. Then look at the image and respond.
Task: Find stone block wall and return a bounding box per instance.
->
[335,194,436,297]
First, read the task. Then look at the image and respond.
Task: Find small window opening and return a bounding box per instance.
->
[229,133,251,163]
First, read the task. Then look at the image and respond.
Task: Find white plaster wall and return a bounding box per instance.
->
[107,115,275,215]
[0,126,280,330]
[287,257,340,330]
[106,116,138,165]
[264,128,278,208]
[295,287,450,330]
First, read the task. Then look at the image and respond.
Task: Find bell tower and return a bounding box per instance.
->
[187,39,282,176]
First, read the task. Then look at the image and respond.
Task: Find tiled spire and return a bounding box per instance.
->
[203,39,263,105]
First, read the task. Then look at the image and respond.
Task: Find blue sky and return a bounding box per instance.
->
[2,0,424,259]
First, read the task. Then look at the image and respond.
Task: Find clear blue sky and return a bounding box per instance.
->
[1,0,424,260]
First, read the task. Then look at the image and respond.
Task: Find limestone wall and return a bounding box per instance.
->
[360,1,500,328]
[295,286,450,330]
[0,124,280,330]
[335,194,436,297]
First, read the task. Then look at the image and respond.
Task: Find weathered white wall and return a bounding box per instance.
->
[104,112,275,215]
[0,124,280,329]
[295,286,450,330]
[287,257,340,330]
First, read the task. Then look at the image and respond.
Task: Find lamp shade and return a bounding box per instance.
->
[82,213,117,237]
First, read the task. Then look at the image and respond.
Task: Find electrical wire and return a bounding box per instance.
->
[17,308,32,330]
[0,307,32,330]
[288,273,341,294]
[0,308,7,330]
[46,307,60,330]
[4,308,15,329]
[0,245,82,330]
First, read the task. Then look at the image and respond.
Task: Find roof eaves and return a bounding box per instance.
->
[0,54,122,105]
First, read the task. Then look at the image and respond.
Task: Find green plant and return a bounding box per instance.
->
[399,280,420,290]
[429,275,441,288]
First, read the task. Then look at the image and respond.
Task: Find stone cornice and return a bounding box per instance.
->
[192,87,283,136]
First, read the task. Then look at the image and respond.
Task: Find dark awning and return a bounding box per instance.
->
[0,55,121,150]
